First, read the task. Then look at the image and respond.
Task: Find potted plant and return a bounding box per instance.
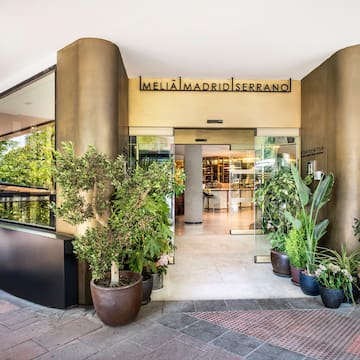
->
[285,165,334,296]
[284,221,306,285]
[315,246,359,308]
[126,161,185,300]
[54,142,178,325]
[255,167,305,276]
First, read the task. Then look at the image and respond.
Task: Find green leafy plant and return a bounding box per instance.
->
[121,161,180,276]
[285,165,334,274]
[54,142,180,287]
[285,223,307,269]
[254,167,306,251]
[316,246,360,303]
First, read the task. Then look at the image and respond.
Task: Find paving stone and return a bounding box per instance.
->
[0,299,21,314]
[0,318,54,352]
[197,344,245,359]
[246,343,305,360]
[79,325,133,350]
[129,323,179,349]
[348,305,360,319]
[176,333,210,351]
[157,312,198,330]
[33,317,102,351]
[141,338,204,360]
[36,339,98,360]
[194,300,228,312]
[257,299,293,310]
[0,339,47,360]
[225,299,261,311]
[0,308,41,328]
[287,297,323,310]
[137,301,164,321]
[86,338,152,360]
[163,300,195,313]
[181,320,227,343]
[213,330,263,357]
[0,322,10,336]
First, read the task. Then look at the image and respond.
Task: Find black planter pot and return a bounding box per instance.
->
[319,285,344,309]
[142,272,153,305]
[270,250,291,277]
[299,271,320,296]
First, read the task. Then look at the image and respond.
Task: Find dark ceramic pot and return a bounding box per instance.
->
[319,285,344,309]
[151,273,164,290]
[142,272,153,305]
[299,271,319,296]
[290,264,303,286]
[90,271,142,326]
[270,250,291,277]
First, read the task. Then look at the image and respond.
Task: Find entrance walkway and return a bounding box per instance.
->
[152,211,304,301]
[0,289,359,359]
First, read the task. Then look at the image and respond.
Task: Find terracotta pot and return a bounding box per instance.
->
[90,271,142,326]
[290,264,304,285]
[270,249,291,277]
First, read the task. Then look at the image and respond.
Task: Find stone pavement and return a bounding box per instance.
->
[0,290,360,360]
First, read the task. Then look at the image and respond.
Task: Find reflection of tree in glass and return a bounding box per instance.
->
[0,125,55,189]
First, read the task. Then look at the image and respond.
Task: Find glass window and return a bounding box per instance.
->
[0,70,55,228]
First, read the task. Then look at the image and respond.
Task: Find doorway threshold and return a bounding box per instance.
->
[230,229,263,235]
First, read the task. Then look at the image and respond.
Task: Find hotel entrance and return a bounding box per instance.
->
[130,129,300,300]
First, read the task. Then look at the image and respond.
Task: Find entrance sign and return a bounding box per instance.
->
[139,77,292,93]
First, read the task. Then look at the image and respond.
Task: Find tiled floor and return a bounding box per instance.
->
[152,211,304,301]
[1,211,359,359]
[0,290,359,360]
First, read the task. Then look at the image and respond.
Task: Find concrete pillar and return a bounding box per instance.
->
[184,145,203,224]
[56,38,129,304]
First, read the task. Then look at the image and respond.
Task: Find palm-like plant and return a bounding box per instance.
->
[285,165,334,274]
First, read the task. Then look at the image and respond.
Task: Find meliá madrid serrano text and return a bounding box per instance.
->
[139,77,292,93]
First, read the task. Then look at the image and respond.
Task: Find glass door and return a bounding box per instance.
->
[254,135,300,262]
[228,146,256,234]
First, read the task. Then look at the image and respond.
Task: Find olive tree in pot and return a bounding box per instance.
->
[54,142,177,325]
[255,167,304,277]
[285,165,334,296]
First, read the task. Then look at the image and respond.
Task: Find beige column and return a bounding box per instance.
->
[56,38,128,304]
[301,45,360,252]
[184,145,203,224]
[332,47,360,251]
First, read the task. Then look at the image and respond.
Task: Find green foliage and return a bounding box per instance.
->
[254,167,302,251]
[316,246,360,303]
[285,165,334,274]
[285,224,306,268]
[353,218,360,241]
[54,142,179,285]
[0,126,55,189]
[111,160,176,276]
